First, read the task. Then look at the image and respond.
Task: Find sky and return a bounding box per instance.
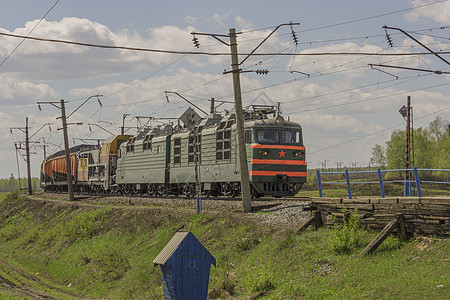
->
[1,0,449,179]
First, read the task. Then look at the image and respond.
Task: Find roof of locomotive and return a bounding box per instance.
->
[121,111,302,144]
[245,117,302,129]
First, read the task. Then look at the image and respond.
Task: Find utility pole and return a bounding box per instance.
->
[193,129,201,214]
[210,97,215,114]
[38,95,100,201]
[25,117,32,195]
[60,99,75,201]
[121,113,129,135]
[399,96,414,196]
[405,96,414,195]
[191,22,299,213]
[14,143,22,191]
[36,144,46,160]
[10,117,44,195]
[229,28,252,213]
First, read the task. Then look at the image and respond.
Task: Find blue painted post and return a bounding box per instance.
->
[317,170,323,197]
[414,167,422,197]
[377,168,385,198]
[404,177,410,196]
[345,169,352,199]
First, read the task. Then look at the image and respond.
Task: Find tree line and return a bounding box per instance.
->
[0,177,41,192]
[370,116,450,174]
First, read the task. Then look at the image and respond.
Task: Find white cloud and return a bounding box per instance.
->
[235,16,252,30]
[406,0,450,24]
[185,16,198,25]
[69,68,233,117]
[0,18,199,80]
[210,13,230,28]
[0,75,58,105]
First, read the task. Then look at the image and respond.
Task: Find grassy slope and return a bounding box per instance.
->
[0,192,448,299]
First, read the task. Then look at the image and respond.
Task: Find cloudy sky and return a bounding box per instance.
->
[1,0,449,179]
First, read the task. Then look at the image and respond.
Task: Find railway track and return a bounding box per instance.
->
[43,190,310,203]
[32,191,313,229]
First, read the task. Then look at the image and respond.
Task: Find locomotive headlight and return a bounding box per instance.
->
[259,149,270,156]
[275,115,285,126]
[294,151,305,159]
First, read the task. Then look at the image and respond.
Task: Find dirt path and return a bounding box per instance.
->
[0,255,90,299]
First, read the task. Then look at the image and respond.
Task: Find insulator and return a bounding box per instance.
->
[289,21,299,46]
[256,69,268,75]
[384,29,393,47]
[192,36,200,48]
[291,31,299,45]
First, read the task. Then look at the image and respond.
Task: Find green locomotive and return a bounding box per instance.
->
[117,105,306,197]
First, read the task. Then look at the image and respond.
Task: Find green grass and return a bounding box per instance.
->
[0,192,448,299]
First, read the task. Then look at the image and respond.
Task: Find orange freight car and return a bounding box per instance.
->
[40,145,96,190]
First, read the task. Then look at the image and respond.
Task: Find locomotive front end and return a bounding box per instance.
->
[247,117,306,197]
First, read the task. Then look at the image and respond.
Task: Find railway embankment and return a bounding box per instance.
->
[0,191,448,299]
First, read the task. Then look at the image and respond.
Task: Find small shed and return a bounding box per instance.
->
[153,230,216,300]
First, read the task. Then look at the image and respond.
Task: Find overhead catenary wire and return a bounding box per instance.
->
[7,17,445,142]
[236,0,449,35]
[1,31,449,57]
[0,0,60,68]
[308,105,450,155]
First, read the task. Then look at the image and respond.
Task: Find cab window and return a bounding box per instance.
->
[281,131,300,144]
[257,129,279,143]
[245,130,252,144]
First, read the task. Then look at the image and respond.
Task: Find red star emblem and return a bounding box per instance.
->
[278,150,286,158]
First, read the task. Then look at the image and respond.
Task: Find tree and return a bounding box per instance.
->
[384,116,449,172]
[370,144,387,169]
[428,116,448,141]
[385,130,405,171]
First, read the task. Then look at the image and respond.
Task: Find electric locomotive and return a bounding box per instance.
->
[116,105,306,197]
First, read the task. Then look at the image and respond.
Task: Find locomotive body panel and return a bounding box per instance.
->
[117,135,170,186]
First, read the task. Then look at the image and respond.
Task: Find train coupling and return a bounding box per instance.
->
[276,174,289,183]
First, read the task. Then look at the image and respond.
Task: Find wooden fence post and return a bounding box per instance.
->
[358,218,399,257]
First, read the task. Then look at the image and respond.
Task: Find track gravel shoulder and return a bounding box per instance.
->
[33,192,312,230]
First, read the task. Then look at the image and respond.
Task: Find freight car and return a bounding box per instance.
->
[40,144,96,191]
[40,135,132,192]
[116,105,306,197]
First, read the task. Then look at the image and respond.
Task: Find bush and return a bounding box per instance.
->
[328,209,361,254]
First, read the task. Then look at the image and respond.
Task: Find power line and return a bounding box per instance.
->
[293,81,450,114]
[308,105,450,155]
[237,1,449,35]
[1,31,449,57]
[297,0,450,34]
[0,0,60,68]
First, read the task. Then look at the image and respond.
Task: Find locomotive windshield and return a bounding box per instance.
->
[256,129,301,144]
[257,129,279,143]
[281,130,301,144]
